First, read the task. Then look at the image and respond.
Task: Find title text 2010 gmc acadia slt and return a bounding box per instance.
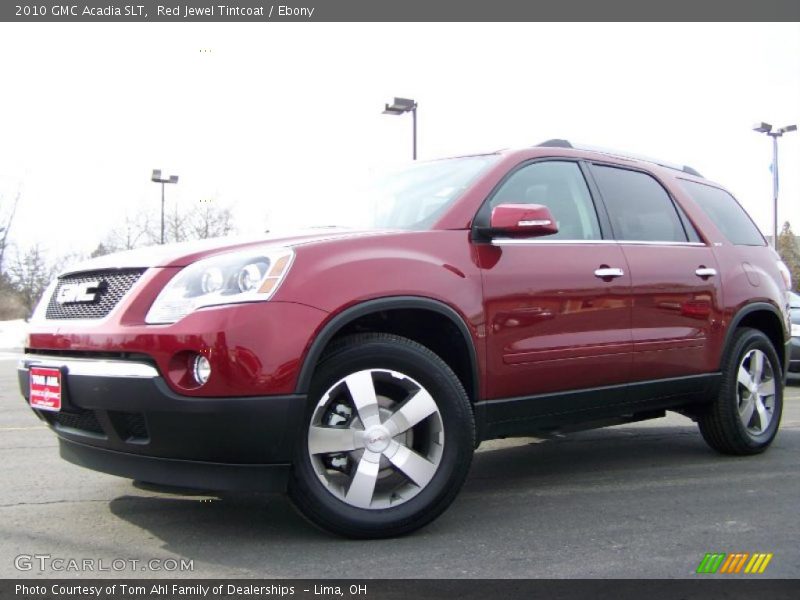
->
[19,140,790,538]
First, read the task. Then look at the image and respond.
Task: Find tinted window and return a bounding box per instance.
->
[679,180,766,246]
[490,161,601,240]
[592,165,687,242]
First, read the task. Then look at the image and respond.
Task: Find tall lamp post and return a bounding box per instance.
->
[382,97,418,160]
[753,122,797,248]
[151,169,179,245]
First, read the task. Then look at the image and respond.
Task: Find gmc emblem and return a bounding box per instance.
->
[56,281,102,304]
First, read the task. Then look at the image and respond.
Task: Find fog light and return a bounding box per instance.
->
[192,355,211,385]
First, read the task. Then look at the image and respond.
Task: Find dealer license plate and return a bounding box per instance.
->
[29,367,62,412]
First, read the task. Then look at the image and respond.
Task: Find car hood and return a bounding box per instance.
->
[60,228,386,275]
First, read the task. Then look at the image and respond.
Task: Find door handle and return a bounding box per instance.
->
[695,267,717,278]
[594,267,624,279]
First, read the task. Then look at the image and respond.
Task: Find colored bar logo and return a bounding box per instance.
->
[696,553,773,574]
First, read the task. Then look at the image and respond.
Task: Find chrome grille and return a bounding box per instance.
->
[45,269,145,320]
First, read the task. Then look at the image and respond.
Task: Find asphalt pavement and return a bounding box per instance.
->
[1,355,798,579]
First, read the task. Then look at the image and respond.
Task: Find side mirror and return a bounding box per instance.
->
[489,203,558,237]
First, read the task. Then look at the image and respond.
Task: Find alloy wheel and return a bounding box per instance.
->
[307,368,445,510]
[736,348,776,435]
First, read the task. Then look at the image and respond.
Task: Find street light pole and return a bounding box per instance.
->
[383,97,418,160]
[412,104,417,160]
[151,169,179,245]
[772,134,779,249]
[753,122,797,248]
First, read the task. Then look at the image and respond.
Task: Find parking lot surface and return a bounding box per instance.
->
[1,355,798,579]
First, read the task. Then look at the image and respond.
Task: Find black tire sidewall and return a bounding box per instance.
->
[289,335,474,536]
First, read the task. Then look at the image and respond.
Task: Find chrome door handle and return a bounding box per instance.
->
[594,267,624,279]
[695,267,717,278]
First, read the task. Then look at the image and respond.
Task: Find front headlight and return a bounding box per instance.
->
[792,322,800,338]
[145,247,294,324]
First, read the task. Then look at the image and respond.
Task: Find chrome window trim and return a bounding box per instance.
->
[491,238,613,246]
[490,238,707,247]
[18,355,159,379]
[618,240,707,247]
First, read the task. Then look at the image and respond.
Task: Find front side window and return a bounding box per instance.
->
[592,165,688,243]
[679,180,766,246]
[489,161,601,240]
[320,155,500,231]
[362,156,499,230]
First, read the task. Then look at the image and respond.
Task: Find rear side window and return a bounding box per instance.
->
[679,180,766,246]
[591,165,688,242]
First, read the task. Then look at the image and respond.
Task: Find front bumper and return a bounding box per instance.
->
[18,355,306,491]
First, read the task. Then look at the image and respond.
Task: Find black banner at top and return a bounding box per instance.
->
[2,0,800,22]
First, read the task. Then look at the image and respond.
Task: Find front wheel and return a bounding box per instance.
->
[698,327,783,455]
[288,333,475,538]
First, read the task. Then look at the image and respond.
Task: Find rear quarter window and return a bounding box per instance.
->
[679,180,766,246]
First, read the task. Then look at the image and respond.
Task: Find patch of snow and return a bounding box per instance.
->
[0,319,27,350]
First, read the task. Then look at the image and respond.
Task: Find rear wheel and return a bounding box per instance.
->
[288,333,474,538]
[698,327,783,455]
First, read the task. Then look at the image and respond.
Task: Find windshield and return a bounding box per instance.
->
[331,155,499,230]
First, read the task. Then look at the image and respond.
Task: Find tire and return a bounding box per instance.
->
[698,327,783,455]
[288,333,475,538]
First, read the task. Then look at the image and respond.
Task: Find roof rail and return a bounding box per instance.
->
[535,139,703,178]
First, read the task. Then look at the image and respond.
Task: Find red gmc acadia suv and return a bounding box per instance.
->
[18,140,791,538]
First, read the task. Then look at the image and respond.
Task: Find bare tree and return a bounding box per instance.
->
[164,201,190,244]
[89,242,112,258]
[99,200,237,253]
[7,244,64,317]
[778,221,800,292]
[0,287,26,320]
[189,203,235,239]
[0,190,20,273]
[102,210,155,253]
